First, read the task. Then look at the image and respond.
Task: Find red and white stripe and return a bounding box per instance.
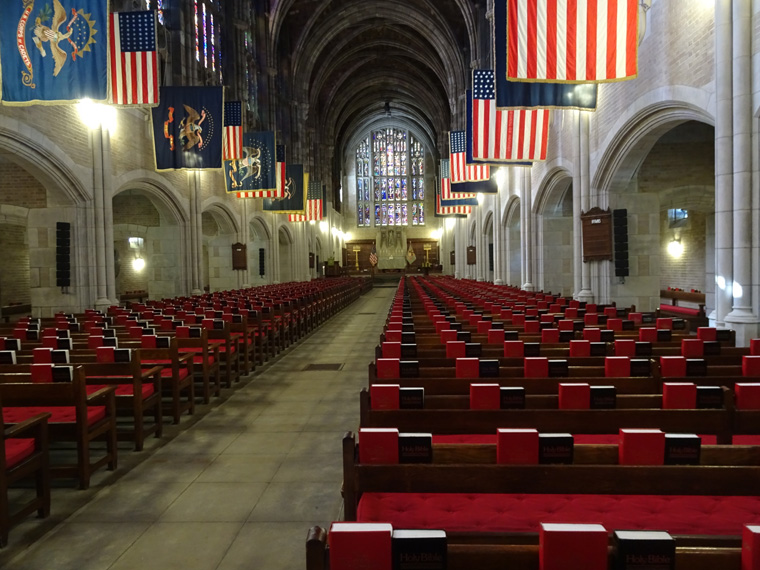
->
[109,13,158,105]
[450,153,490,184]
[437,195,472,216]
[235,160,285,199]
[507,0,638,82]
[440,177,475,201]
[473,102,550,162]
[223,126,242,161]
[288,199,323,222]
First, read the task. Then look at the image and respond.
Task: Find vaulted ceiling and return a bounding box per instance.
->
[268,0,486,162]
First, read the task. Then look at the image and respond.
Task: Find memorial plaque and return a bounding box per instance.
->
[581,207,613,261]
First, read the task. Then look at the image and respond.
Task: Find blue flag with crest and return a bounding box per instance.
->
[151,86,224,170]
[1,0,108,104]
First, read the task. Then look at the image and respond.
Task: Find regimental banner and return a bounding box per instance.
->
[235,143,285,199]
[1,0,108,104]
[288,179,323,222]
[263,163,306,214]
[151,86,223,170]
[492,0,597,109]
[472,72,550,163]
[505,0,638,83]
[224,131,276,193]
[109,10,158,106]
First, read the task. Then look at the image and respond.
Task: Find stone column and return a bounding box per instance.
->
[576,110,594,302]
[102,128,116,303]
[493,180,504,285]
[91,126,110,309]
[454,217,463,279]
[476,200,485,281]
[725,0,755,327]
[714,0,734,325]
[188,171,203,295]
[240,198,251,288]
[520,168,535,291]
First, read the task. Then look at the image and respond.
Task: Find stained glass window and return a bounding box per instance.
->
[356,138,371,227]
[194,0,200,62]
[210,14,216,71]
[355,129,425,227]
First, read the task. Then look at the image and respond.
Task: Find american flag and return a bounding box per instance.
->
[440,159,475,201]
[506,0,638,83]
[236,144,286,199]
[472,70,550,162]
[288,180,323,222]
[450,131,490,184]
[223,102,243,161]
[109,11,159,105]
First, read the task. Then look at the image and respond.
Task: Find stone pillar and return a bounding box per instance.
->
[576,110,594,302]
[102,129,116,304]
[454,218,464,279]
[714,0,733,326]
[520,168,535,291]
[240,199,251,288]
[188,171,203,295]
[725,0,755,325]
[91,126,110,309]
[476,201,485,281]
[493,181,504,285]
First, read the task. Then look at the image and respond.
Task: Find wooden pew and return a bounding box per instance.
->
[0,403,50,547]
[0,367,117,489]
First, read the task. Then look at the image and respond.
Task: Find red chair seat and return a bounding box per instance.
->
[159,368,190,381]
[192,355,215,365]
[3,406,106,425]
[5,438,35,468]
[88,384,156,398]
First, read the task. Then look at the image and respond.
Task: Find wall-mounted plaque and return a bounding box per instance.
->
[466,246,476,265]
[231,243,247,270]
[580,207,613,262]
[450,250,455,265]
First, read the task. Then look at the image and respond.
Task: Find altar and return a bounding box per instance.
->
[376,229,407,270]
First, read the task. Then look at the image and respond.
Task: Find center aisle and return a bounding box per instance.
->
[4,284,396,570]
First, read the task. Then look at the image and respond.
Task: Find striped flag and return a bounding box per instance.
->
[235,142,285,198]
[472,70,550,162]
[440,160,475,201]
[493,0,597,109]
[450,131,490,184]
[223,102,243,161]
[436,192,472,216]
[506,0,638,83]
[109,11,159,105]
[288,180,323,222]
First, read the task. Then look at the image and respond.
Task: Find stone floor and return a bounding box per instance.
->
[1,286,394,570]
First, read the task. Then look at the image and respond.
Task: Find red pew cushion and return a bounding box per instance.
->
[3,406,106,425]
[5,438,35,468]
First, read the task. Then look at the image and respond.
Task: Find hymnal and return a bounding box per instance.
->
[590,342,607,356]
[329,522,392,570]
[56,330,71,338]
[400,344,417,358]
[371,384,400,409]
[500,387,526,409]
[52,365,74,383]
[400,387,424,409]
[590,385,617,409]
[392,529,446,570]
[622,320,635,331]
[559,330,575,342]
[102,337,118,348]
[189,327,202,338]
[398,433,433,464]
[539,433,574,464]
[540,523,608,570]
[614,530,675,570]
[559,383,590,409]
[359,428,400,464]
[696,385,723,409]
[26,330,39,340]
[0,350,17,364]
[401,332,415,344]
[479,359,500,378]
[735,384,760,409]
[524,342,541,356]
[703,341,721,355]
[155,336,171,348]
[599,329,615,342]
[497,428,539,464]
[664,433,701,465]
[662,383,697,409]
[3,338,20,351]
[401,324,414,333]
[716,329,732,342]
[657,329,672,342]
[743,525,760,570]
[465,343,482,357]
[548,360,569,377]
[470,383,501,410]
[635,342,653,356]
[619,429,665,465]
[51,349,70,364]
[399,361,419,378]
[504,330,519,340]
[686,359,707,377]
[630,359,651,377]
[114,348,132,363]
[102,329,116,338]
[672,319,686,330]
[456,330,470,342]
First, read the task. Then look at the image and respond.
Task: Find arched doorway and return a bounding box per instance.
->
[505,197,521,287]
[484,211,495,283]
[201,205,239,293]
[279,226,295,283]
[249,217,272,284]
[536,173,574,297]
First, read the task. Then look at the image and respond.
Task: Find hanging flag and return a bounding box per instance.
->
[436,189,472,217]
[223,131,277,192]
[288,179,323,222]
[369,247,378,267]
[235,143,284,198]
[492,0,597,109]
[440,159,475,201]
[263,164,306,213]
[223,101,243,161]
[109,10,158,106]
[151,86,223,170]
[406,243,417,265]
[450,131,490,184]
[506,0,638,83]
[472,71,550,163]
[1,0,108,104]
